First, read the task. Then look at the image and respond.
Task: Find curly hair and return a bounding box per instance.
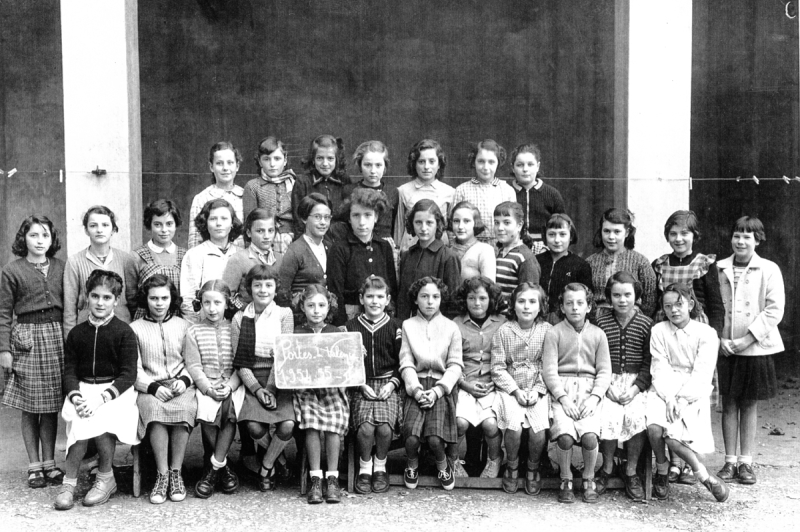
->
[448,201,486,237]
[195,198,243,243]
[468,139,507,169]
[405,199,446,241]
[86,269,124,298]
[301,135,347,181]
[352,140,389,172]
[144,199,182,230]
[408,276,447,314]
[297,283,338,325]
[254,136,288,173]
[137,274,180,315]
[11,215,61,258]
[664,210,700,242]
[456,276,503,317]
[544,213,578,246]
[506,282,547,323]
[338,187,390,222]
[604,271,642,304]
[593,208,636,250]
[407,139,447,180]
[510,143,541,168]
[244,264,281,297]
[243,208,277,246]
[208,141,242,184]
[731,215,766,243]
[82,205,119,233]
[359,275,390,296]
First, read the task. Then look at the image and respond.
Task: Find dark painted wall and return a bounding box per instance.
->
[691,0,799,372]
[0,0,66,267]
[138,0,617,256]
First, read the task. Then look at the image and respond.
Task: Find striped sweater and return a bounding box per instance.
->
[131,315,192,395]
[595,310,653,392]
[183,318,239,394]
[496,243,541,297]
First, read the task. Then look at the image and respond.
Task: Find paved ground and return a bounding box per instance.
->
[2,376,799,531]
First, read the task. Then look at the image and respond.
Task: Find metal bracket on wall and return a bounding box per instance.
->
[91,166,107,177]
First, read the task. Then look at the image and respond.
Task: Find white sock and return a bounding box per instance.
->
[63,477,78,487]
[724,454,737,464]
[96,469,114,482]
[210,455,226,470]
[326,470,339,478]
[359,457,373,476]
[310,469,323,479]
[694,463,709,482]
[374,456,387,473]
[738,455,753,465]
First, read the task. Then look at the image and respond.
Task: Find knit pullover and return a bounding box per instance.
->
[542,319,611,400]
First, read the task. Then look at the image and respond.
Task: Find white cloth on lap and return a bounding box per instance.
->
[598,372,647,442]
[196,386,245,423]
[455,389,496,427]
[61,382,140,453]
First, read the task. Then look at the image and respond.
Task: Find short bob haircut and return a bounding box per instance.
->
[592,208,637,250]
[11,215,61,258]
[244,264,281,297]
[297,283,338,325]
[243,208,277,246]
[195,198,243,243]
[449,201,486,237]
[407,139,447,180]
[353,140,390,172]
[208,141,242,184]
[86,269,124,298]
[661,282,699,320]
[297,192,333,221]
[604,270,642,304]
[494,201,532,247]
[731,215,766,243]
[456,276,503,317]
[408,276,448,313]
[468,139,507,169]
[559,282,594,308]
[301,135,347,182]
[544,213,578,246]
[506,282,547,324]
[359,275,391,297]
[338,187,390,222]
[254,136,288,172]
[144,199,183,230]
[509,143,542,169]
[137,274,180,316]
[663,210,700,242]
[405,199,446,240]
[83,205,119,233]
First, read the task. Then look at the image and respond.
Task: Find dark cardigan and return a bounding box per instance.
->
[537,251,594,314]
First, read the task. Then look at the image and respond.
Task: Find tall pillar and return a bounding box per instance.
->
[617,0,692,262]
[61,0,141,255]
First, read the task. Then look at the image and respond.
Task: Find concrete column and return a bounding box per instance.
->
[61,0,141,255]
[618,0,692,262]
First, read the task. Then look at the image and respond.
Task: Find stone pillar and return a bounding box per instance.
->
[61,0,141,255]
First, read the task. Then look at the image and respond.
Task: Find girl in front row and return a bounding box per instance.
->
[491,283,551,495]
[543,283,611,504]
[399,277,463,491]
[494,201,541,301]
[646,283,728,502]
[184,280,244,499]
[293,284,349,504]
[231,265,295,492]
[594,272,652,502]
[55,270,140,511]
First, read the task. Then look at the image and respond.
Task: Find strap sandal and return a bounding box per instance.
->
[28,469,47,489]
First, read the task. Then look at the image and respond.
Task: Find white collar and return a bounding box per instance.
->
[148,240,176,254]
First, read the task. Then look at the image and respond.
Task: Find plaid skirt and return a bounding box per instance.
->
[550,376,603,440]
[402,377,458,443]
[136,378,198,439]
[597,373,647,442]
[195,386,244,427]
[351,377,403,435]
[61,382,140,452]
[492,390,549,433]
[293,388,350,435]
[3,321,64,413]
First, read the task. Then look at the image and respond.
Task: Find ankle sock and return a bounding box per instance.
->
[63,477,78,488]
[694,464,709,482]
[526,459,539,472]
[656,460,669,475]
[42,459,56,470]
[556,446,573,480]
[96,469,114,482]
[326,470,339,478]
[724,454,737,464]
[28,461,43,472]
[359,457,373,476]
[374,456,387,473]
[310,469,323,479]
[210,455,226,470]
[507,458,520,470]
[738,455,752,465]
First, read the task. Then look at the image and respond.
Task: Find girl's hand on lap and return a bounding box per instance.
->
[171,380,187,396]
[81,395,105,418]
[527,392,540,407]
[559,396,581,420]
[154,387,174,402]
[606,385,620,403]
[0,351,12,369]
[471,382,489,398]
[377,382,396,401]
[258,389,277,409]
[513,389,528,406]
[360,384,379,400]
[617,385,639,405]
[579,395,600,419]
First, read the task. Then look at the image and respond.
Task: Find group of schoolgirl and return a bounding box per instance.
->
[0,132,784,510]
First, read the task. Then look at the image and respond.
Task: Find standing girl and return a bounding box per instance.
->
[508,143,566,253]
[243,136,296,254]
[399,277,463,491]
[343,140,399,242]
[184,280,244,499]
[131,275,195,504]
[328,187,397,325]
[586,208,656,320]
[451,276,506,478]
[397,200,461,320]
[0,215,66,488]
[63,206,137,337]
[646,283,728,502]
[494,201,541,300]
[291,135,348,242]
[345,276,404,495]
[292,284,349,504]
[55,270,140,510]
[452,140,516,247]
[537,213,593,324]
[231,265,296,492]
[188,141,244,249]
[491,283,552,495]
[449,201,496,282]
[394,139,455,252]
[131,199,187,321]
[594,272,653,502]
[716,216,784,486]
[179,199,243,322]
[542,283,611,504]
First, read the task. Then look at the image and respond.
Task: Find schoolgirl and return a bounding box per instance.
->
[449,201,497,282]
[343,140,399,242]
[494,201,541,299]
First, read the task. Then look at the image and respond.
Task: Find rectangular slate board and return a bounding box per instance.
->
[273,332,366,389]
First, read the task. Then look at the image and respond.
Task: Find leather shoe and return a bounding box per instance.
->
[258,466,275,492]
[83,475,117,507]
[737,463,756,485]
[355,473,372,494]
[218,465,239,494]
[678,464,697,485]
[558,479,575,503]
[53,484,75,510]
[307,476,323,504]
[525,469,542,496]
[667,464,681,483]
[717,462,738,482]
[325,475,341,503]
[195,467,219,499]
[652,471,670,500]
[502,466,519,494]
[624,473,645,502]
[582,478,599,503]
[372,471,390,493]
[702,472,730,502]
[595,468,611,496]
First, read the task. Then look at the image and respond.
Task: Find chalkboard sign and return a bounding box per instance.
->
[273,332,365,389]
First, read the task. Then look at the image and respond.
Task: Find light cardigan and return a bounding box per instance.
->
[398,313,463,397]
[179,240,240,322]
[717,252,785,356]
[230,302,294,394]
[542,319,611,401]
[131,315,192,395]
[183,318,241,395]
[187,184,245,249]
[649,320,718,403]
